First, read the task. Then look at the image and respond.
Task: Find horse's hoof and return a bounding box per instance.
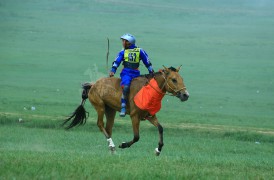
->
[155,148,161,156]
[109,147,116,155]
[119,142,128,149]
[109,146,116,152]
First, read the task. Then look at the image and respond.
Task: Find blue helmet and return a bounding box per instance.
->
[120,33,136,44]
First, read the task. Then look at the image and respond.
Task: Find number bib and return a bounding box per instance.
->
[124,48,140,63]
[123,48,141,69]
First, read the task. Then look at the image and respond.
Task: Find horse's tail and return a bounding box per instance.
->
[62,83,92,129]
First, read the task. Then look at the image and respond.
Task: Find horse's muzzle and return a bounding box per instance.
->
[177,90,189,102]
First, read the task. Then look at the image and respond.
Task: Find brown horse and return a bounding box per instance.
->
[63,66,189,155]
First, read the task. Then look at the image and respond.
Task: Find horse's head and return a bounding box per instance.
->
[162,65,189,102]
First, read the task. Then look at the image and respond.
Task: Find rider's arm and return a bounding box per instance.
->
[110,50,124,74]
[140,49,154,73]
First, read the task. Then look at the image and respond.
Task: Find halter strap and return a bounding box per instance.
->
[161,74,186,95]
[146,71,186,97]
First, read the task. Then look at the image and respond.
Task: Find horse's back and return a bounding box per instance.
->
[90,77,121,96]
[88,77,120,110]
[88,76,149,114]
[92,76,147,95]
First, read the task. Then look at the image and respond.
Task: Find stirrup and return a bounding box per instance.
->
[120,107,126,117]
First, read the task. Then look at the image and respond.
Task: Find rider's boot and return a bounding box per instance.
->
[120,85,129,117]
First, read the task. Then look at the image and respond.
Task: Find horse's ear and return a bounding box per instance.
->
[176,65,182,72]
[162,65,169,72]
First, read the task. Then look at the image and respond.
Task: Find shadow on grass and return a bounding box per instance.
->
[1,114,273,143]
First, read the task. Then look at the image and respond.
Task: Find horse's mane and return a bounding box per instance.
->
[139,66,177,79]
[139,71,162,79]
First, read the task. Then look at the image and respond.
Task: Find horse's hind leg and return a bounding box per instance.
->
[93,103,116,152]
[93,104,108,136]
[105,105,116,137]
[89,94,114,149]
[105,105,116,152]
[146,115,164,156]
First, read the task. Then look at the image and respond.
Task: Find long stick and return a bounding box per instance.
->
[106,38,110,74]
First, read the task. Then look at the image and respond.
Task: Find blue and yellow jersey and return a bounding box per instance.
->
[111,44,153,73]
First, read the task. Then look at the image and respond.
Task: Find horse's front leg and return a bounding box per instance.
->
[147,115,164,156]
[119,115,140,148]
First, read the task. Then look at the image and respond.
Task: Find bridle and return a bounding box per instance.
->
[147,71,186,97]
[161,73,186,95]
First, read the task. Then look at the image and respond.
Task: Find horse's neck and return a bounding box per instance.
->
[154,73,167,93]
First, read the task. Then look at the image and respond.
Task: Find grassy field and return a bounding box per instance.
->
[1,0,274,179]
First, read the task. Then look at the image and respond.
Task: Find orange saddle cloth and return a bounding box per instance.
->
[134,78,165,116]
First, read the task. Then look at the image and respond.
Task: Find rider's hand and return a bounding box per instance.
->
[148,66,154,74]
[109,72,115,77]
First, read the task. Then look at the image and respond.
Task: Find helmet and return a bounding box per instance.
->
[120,33,136,44]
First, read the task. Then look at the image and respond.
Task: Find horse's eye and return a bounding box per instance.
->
[172,78,177,83]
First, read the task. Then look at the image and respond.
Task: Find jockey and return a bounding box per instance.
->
[109,33,154,117]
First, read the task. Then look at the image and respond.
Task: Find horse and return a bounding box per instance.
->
[63,65,189,156]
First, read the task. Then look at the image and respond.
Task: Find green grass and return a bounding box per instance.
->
[1,118,274,179]
[1,0,274,179]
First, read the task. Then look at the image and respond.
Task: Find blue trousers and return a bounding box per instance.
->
[120,68,140,105]
[120,68,140,87]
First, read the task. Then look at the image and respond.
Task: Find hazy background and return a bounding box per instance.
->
[1,0,273,127]
[1,0,274,178]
